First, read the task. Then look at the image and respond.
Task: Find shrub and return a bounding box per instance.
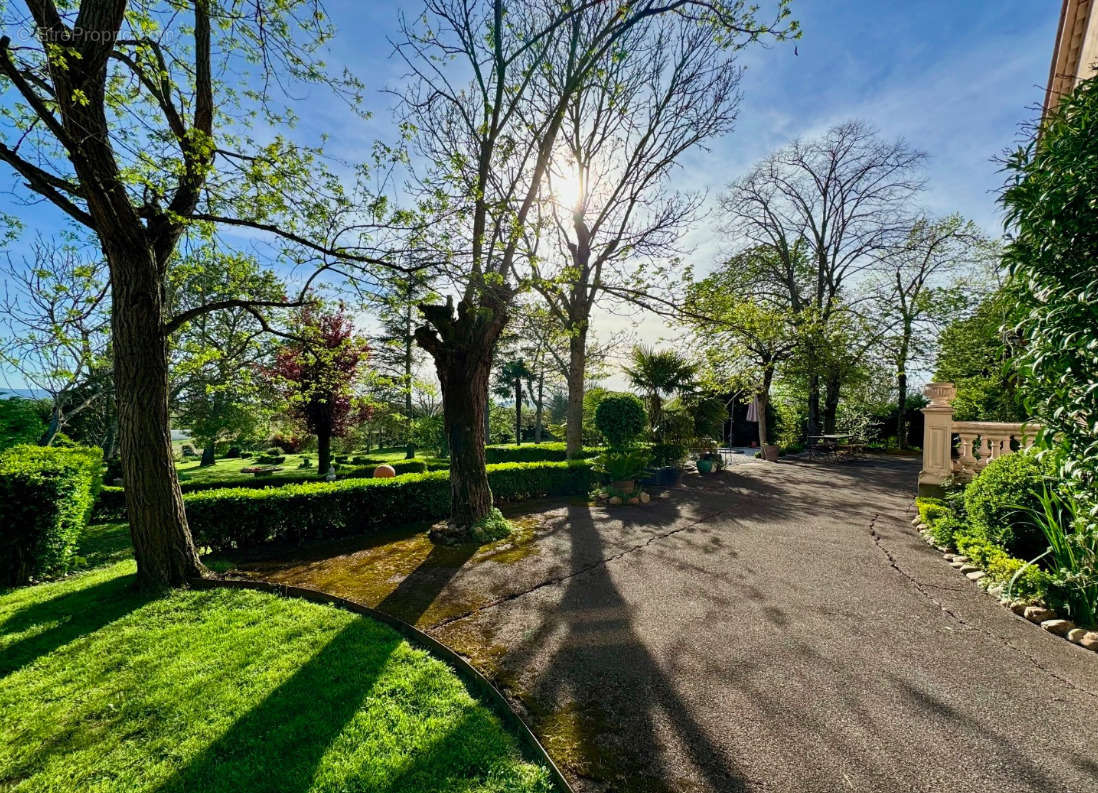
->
[594,394,646,450]
[964,450,1053,560]
[484,442,600,464]
[254,454,286,465]
[593,448,652,483]
[0,445,103,585]
[341,459,428,477]
[1003,73,1098,497]
[184,460,597,552]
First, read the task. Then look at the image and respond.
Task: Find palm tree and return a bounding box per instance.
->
[623,346,698,428]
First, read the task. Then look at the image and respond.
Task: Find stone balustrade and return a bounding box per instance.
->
[917,383,1041,495]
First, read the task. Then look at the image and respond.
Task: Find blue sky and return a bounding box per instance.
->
[0,0,1062,392]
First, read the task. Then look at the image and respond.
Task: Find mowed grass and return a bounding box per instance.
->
[174,448,449,487]
[0,560,555,793]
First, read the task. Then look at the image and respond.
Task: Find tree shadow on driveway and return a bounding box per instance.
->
[487,502,750,793]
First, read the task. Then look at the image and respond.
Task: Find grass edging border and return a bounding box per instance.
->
[189,575,576,793]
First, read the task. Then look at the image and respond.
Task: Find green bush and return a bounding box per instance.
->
[484,442,600,464]
[594,395,646,450]
[0,445,103,585]
[254,454,286,465]
[184,460,597,552]
[964,450,1053,560]
[341,459,428,477]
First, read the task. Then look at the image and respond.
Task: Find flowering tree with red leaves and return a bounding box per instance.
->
[267,303,370,475]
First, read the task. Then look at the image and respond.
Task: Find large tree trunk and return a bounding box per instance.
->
[758,365,775,448]
[513,378,522,445]
[317,425,332,477]
[896,369,909,450]
[823,373,841,435]
[416,298,506,537]
[535,372,544,444]
[564,326,588,458]
[111,247,206,589]
[404,301,416,459]
[806,372,821,441]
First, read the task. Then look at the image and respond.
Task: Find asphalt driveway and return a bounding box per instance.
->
[236,457,1098,793]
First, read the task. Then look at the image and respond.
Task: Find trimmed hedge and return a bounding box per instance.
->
[0,445,103,585]
[96,460,437,519]
[484,442,600,464]
[185,460,597,552]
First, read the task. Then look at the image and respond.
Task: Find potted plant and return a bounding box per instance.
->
[694,437,724,474]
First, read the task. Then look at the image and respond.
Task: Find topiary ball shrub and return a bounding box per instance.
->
[964,449,1055,561]
[595,394,647,450]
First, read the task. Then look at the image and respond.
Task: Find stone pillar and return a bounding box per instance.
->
[918,383,956,497]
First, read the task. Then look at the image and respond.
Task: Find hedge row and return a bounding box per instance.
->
[97,459,437,519]
[185,460,597,552]
[484,442,601,464]
[0,445,103,585]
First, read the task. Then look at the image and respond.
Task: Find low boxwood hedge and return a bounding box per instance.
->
[0,445,103,585]
[185,460,597,552]
[96,460,438,520]
[484,442,600,464]
[963,449,1054,561]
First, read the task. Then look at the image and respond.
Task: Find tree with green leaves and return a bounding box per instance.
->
[168,250,284,465]
[872,214,995,447]
[398,0,796,539]
[370,270,436,459]
[720,122,925,436]
[0,1,404,587]
[525,13,766,459]
[686,258,799,448]
[932,289,1026,423]
[0,235,110,445]
[493,358,534,446]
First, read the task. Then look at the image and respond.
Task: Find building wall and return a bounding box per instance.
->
[1045,0,1098,115]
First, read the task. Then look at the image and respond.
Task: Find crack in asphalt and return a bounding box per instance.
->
[870,511,1098,700]
[426,502,732,632]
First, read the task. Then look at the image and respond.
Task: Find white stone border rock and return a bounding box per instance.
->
[911,513,1098,654]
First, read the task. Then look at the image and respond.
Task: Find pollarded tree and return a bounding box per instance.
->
[0,1,402,587]
[268,303,370,476]
[398,0,796,538]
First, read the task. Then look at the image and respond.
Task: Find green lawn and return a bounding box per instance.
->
[174,448,449,487]
[1,555,554,792]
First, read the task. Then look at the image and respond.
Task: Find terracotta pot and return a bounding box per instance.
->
[762,444,780,463]
[612,479,636,494]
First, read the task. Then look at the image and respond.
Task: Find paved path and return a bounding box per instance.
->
[238,457,1098,793]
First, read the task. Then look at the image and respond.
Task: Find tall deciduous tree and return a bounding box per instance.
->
[370,270,436,459]
[169,250,285,464]
[873,214,994,448]
[398,0,795,536]
[720,121,925,436]
[268,303,370,476]
[686,261,799,448]
[527,17,753,458]
[0,1,399,586]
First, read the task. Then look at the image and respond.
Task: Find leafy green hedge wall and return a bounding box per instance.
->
[484,443,600,464]
[0,445,103,585]
[96,460,437,519]
[185,460,597,552]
